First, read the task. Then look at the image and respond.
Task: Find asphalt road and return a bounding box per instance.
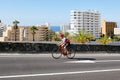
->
[0,53,120,80]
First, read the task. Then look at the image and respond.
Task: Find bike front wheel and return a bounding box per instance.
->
[52,48,62,59]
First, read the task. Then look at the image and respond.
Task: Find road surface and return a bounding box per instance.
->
[0,53,120,80]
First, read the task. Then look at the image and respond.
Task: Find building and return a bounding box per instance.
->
[70,10,100,37]
[114,28,120,35]
[101,19,117,37]
[60,23,70,32]
[22,25,49,41]
[0,25,49,41]
[0,22,7,37]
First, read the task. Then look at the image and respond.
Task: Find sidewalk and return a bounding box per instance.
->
[0,52,120,57]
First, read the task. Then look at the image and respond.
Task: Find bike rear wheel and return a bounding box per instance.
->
[52,48,62,59]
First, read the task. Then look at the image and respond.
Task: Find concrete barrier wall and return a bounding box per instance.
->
[0,42,120,53]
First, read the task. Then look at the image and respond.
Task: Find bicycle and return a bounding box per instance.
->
[52,45,75,59]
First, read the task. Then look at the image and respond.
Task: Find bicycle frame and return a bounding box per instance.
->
[57,45,67,56]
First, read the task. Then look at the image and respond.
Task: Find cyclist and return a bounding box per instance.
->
[59,33,70,55]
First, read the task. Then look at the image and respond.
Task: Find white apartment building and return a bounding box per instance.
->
[0,23,7,37]
[114,28,120,35]
[60,23,70,32]
[70,10,100,37]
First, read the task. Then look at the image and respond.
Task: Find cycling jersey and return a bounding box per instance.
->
[65,38,70,43]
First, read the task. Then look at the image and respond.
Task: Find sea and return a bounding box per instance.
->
[50,26,60,32]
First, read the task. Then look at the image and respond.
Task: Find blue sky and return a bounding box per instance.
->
[0,0,120,27]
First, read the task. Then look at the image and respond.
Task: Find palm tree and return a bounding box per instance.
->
[13,20,19,29]
[73,30,93,44]
[114,35,120,41]
[97,36,112,45]
[30,26,38,41]
[13,20,20,41]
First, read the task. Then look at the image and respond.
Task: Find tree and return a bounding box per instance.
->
[47,30,56,41]
[50,32,60,41]
[73,30,93,44]
[13,20,19,29]
[53,34,61,41]
[30,26,38,41]
[97,36,112,45]
[114,35,120,41]
[64,32,70,38]
[13,20,20,41]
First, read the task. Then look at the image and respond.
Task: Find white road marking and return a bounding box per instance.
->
[0,69,120,79]
[0,54,51,57]
[65,60,95,63]
[96,60,120,62]
[65,60,120,63]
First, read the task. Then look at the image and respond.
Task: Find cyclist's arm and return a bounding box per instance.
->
[58,37,66,46]
[58,41,64,46]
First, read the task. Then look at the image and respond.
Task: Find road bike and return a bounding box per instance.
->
[52,45,75,59]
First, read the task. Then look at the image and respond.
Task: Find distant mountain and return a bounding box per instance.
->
[50,26,60,32]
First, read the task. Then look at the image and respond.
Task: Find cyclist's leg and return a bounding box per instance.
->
[65,43,71,54]
[66,44,75,59]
